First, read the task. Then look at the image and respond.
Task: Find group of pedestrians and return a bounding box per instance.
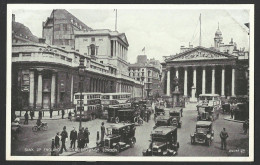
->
[52,126,90,154]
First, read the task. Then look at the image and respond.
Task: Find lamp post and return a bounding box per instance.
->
[78,57,86,130]
[141,76,145,100]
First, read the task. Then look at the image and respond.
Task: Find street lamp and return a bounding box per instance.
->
[141,76,145,100]
[78,57,86,130]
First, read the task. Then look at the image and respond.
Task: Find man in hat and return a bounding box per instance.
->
[220,128,229,150]
[70,127,77,151]
[60,126,68,154]
[101,122,106,146]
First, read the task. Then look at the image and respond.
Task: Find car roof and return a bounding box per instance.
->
[196,121,212,126]
[118,109,135,112]
[156,115,169,120]
[152,126,177,135]
[108,123,133,129]
[199,94,220,97]
[169,108,181,113]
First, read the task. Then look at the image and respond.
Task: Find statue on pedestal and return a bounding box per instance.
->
[172,76,182,107]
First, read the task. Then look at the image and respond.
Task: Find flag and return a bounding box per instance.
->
[142,47,145,52]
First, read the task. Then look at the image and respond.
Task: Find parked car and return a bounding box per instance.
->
[103,123,136,153]
[143,126,179,156]
[169,109,182,128]
[190,121,214,146]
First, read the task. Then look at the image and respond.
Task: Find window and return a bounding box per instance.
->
[90,44,95,55]
[100,61,103,64]
[91,37,95,42]
[12,53,19,57]
[22,53,31,57]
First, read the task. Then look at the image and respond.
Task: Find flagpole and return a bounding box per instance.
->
[115,9,117,31]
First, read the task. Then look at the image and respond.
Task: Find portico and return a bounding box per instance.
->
[164,47,237,99]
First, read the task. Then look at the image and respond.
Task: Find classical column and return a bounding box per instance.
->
[221,66,225,97]
[70,75,73,102]
[113,41,116,57]
[184,67,188,97]
[176,67,179,78]
[29,70,35,108]
[202,66,206,94]
[51,71,56,108]
[166,69,171,96]
[193,67,196,88]
[232,66,236,96]
[36,70,43,109]
[211,66,215,94]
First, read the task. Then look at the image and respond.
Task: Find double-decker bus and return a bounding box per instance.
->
[101,93,132,109]
[74,92,102,121]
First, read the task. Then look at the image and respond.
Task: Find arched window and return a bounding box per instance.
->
[90,44,95,55]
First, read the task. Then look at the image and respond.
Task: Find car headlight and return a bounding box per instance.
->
[148,148,151,152]
[206,134,211,138]
[158,149,161,152]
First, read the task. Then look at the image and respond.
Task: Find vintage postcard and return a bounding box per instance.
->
[6,4,254,161]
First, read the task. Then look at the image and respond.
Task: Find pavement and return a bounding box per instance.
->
[11,103,249,157]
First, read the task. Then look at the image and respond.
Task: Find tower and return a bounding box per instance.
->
[214,23,223,48]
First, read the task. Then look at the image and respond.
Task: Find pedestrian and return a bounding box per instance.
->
[30,110,34,120]
[77,128,85,152]
[55,132,60,149]
[243,119,249,134]
[84,127,90,148]
[70,127,77,151]
[62,109,65,119]
[24,111,29,125]
[96,131,100,145]
[50,109,53,118]
[51,139,55,152]
[230,106,234,119]
[74,109,76,117]
[59,126,68,154]
[180,108,183,117]
[101,122,106,146]
[68,111,72,121]
[220,128,229,150]
[39,110,42,120]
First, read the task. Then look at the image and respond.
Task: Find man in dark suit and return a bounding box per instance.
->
[54,132,60,149]
[59,126,68,154]
[70,127,77,151]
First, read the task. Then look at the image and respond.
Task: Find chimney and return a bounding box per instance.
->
[12,14,15,22]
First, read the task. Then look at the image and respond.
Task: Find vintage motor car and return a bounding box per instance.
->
[190,121,214,146]
[143,126,179,156]
[117,109,136,123]
[104,123,136,153]
[197,104,220,121]
[107,106,134,123]
[169,109,182,128]
[154,115,171,129]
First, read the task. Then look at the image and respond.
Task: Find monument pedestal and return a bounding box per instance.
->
[172,89,182,107]
[190,86,197,102]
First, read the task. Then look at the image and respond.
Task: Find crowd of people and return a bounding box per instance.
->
[51,122,109,155]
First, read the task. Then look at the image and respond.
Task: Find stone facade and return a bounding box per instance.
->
[162,27,249,100]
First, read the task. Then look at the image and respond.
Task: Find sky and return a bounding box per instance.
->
[12,8,250,63]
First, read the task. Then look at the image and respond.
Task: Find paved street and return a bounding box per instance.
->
[11,103,249,157]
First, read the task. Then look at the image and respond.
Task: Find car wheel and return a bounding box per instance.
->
[43,125,48,131]
[115,144,120,153]
[130,137,136,148]
[32,126,38,132]
[207,140,211,146]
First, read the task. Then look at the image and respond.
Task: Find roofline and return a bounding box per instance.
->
[165,46,238,62]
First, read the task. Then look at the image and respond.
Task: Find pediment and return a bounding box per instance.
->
[118,33,129,46]
[168,47,236,62]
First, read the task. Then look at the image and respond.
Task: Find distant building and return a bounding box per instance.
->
[42,9,92,48]
[12,14,38,43]
[129,55,163,98]
[11,10,143,113]
[74,29,129,78]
